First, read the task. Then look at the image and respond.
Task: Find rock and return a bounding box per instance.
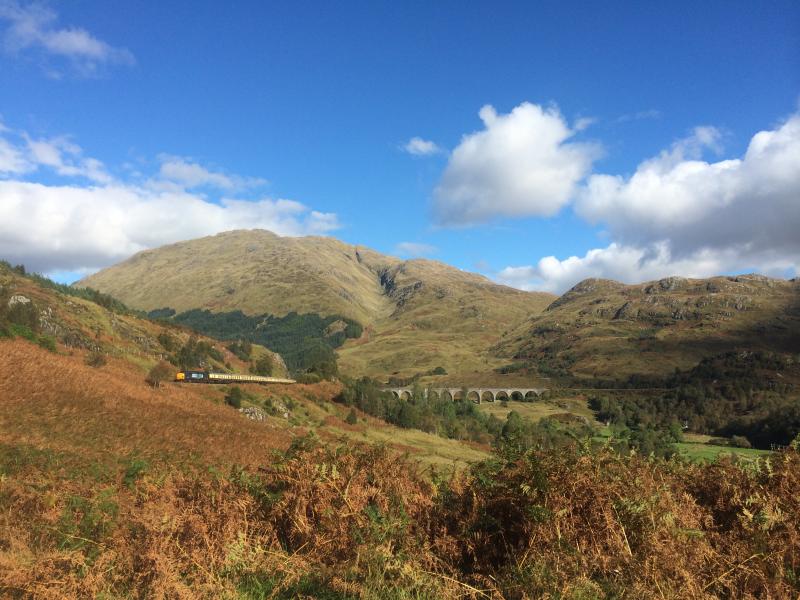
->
[658,276,687,291]
[239,406,268,422]
[8,294,30,307]
[613,302,636,320]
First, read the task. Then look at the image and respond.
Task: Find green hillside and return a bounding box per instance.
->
[79,229,555,379]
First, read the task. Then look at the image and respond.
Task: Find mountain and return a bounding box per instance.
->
[494,274,800,381]
[79,230,555,378]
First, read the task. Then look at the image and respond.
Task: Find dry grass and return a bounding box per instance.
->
[2,421,798,598]
[0,340,292,469]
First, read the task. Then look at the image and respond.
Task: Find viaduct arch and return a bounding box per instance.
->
[384,386,548,404]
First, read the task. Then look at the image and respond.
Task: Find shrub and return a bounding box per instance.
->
[251,354,273,376]
[730,435,752,448]
[225,386,243,409]
[36,335,57,353]
[146,361,174,388]
[85,351,107,368]
[345,408,358,425]
[9,323,36,341]
[156,332,178,352]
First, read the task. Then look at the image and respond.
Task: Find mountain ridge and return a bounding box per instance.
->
[79,229,555,378]
[496,272,800,380]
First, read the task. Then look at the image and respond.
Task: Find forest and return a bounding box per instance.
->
[151,307,362,374]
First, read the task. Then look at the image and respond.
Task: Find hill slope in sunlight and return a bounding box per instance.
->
[79,229,555,379]
[495,274,800,380]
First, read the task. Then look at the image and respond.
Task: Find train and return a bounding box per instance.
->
[175,370,296,385]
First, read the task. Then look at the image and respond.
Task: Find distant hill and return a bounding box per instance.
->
[495,274,800,381]
[79,230,555,379]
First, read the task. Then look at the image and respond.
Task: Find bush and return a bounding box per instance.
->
[730,435,752,448]
[157,332,178,352]
[85,351,107,368]
[345,408,358,425]
[225,386,243,409]
[251,354,273,376]
[9,323,36,341]
[36,335,57,353]
[146,361,174,388]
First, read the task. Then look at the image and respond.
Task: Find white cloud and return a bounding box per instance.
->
[24,134,112,183]
[433,102,600,226]
[0,180,340,273]
[615,109,663,123]
[499,114,800,293]
[403,137,442,156]
[0,137,33,174]
[0,119,338,274]
[574,117,596,131]
[395,241,437,258]
[497,243,729,293]
[0,0,134,75]
[157,155,266,191]
[577,116,800,261]
[0,127,112,182]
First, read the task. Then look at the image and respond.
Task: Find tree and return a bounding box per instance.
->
[146,361,174,388]
[225,386,243,409]
[252,354,273,376]
[157,332,178,352]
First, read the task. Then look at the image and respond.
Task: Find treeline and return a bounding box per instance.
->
[0,260,143,317]
[151,308,362,375]
[336,378,601,453]
[589,351,800,448]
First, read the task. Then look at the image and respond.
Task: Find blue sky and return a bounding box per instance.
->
[0,1,798,292]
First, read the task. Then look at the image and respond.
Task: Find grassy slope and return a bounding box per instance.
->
[0,337,489,473]
[79,229,554,379]
[496,274,800,379]
[477,396,602,425]
[0,264,290,378]
[2,264,491,469]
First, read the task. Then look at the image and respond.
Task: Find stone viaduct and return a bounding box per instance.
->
[384,386,548,404]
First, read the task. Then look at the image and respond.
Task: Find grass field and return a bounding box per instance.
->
[323,422,490,469]
[477,396,603,426]
[677,441,772,462]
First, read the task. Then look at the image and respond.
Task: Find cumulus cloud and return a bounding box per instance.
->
[0,120,339,274]
[156,155,267,191]
[497,243,736,293]
[395,241,437,258]
[0,0,134,75]
[433,102,600,226]
[403,137,442,156]
[577,116,800,261]
[499,114,800,293]
[0,180,340,273]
